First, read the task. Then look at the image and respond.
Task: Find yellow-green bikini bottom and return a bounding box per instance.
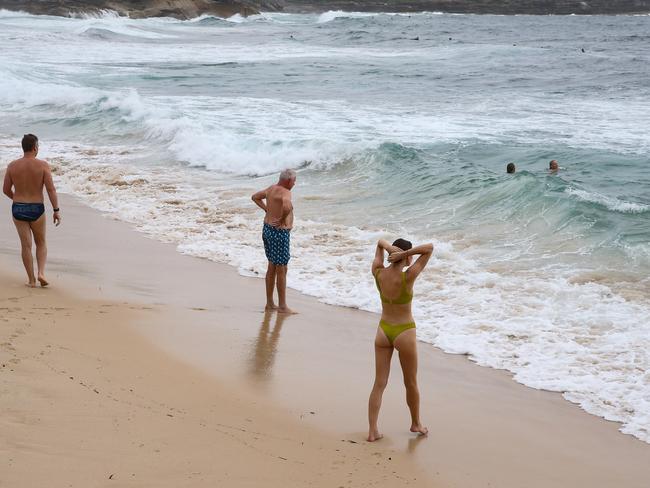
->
[379,319,416,344]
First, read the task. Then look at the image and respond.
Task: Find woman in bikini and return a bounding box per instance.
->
[367,238,433,442]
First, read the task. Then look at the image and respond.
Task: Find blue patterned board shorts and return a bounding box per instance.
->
[262,223,291,266]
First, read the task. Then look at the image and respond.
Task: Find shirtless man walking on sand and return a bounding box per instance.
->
[3,134,61,287]
[252,169,296,314]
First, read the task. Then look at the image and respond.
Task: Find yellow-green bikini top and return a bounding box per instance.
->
[373,269,413,305]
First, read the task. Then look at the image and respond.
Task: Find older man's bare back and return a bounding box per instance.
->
[263,184,294,230]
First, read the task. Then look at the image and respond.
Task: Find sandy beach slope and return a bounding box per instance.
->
[1,188,649,487]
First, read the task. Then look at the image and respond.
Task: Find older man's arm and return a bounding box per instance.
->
[251,187,269,213]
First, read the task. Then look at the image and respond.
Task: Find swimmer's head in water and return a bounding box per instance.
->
[22,134,38,153]
[506,162,516,174]
[549,160,559,170]
[279,168,297,189]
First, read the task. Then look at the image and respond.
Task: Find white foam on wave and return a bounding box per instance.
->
[566,187,650,214]
[73,9,122,19]
[317,11,380,23]
[3,44,650,160]
[3,138,647,443]
[0,8,29,18]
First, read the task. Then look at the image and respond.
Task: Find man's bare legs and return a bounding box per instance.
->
[395,329,428,436]
[31,216,48,286]
[265,262,277,310]
[13,218,36,287]
[275,265,296,314]
[368,328,393,442]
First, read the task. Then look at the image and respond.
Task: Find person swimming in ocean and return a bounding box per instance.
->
[367,238,433,442]
[3,134,61,287]
[506,162,516,174]
[549,159,559,172]
[251,169,297,314]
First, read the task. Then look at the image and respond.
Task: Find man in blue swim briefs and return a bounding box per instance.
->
[3,134,61,287]
[252,169,297,314]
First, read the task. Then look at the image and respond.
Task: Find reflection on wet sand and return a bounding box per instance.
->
[408,433,427,454]
[248,310,288,382]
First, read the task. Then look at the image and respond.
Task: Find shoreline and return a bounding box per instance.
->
[2,189,650,486]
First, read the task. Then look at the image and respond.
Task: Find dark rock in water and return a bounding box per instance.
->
[0,0,262,19]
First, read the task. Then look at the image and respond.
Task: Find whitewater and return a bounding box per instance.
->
[0,9,648,442]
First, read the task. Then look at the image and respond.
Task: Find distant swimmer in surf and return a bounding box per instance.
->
[251,169,297,314]
[506,162,516,174]
[367,238,433,442]
[549,160,559,172]
[2,134,61,287]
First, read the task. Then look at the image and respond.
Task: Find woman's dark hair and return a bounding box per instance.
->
[22,134,38,152]
[392,238,412,251]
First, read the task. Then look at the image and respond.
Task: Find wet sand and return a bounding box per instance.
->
[1,190,649,487]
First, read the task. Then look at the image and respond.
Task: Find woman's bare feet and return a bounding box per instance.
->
[277,306,297,315]
[367,429,383,442]
[410,423,428,436]
[26,281,37,288]
[38,275,49,287]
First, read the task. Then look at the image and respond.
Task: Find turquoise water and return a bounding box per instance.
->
[0,10,648,442]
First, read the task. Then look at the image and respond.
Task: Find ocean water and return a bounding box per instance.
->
[1,9,649,442]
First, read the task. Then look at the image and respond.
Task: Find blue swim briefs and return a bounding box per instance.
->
[12,202,45,222]
[262,223,291,266]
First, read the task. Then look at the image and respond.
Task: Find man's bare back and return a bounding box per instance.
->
[6,156,51,203]
[263,184,294,230]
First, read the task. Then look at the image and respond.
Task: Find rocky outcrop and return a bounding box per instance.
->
[0,0,261,19]
[281,1,650,15]
[1,0,648,17]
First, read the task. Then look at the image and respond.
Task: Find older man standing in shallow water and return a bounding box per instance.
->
[3,134,61,287]
[252,169,297,314]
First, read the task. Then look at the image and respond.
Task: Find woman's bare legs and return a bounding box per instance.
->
[13,218,36,287]
[368,328,393,442]
[395,329,428,436]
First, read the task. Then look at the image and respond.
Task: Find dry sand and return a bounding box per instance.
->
[1,190,649,487]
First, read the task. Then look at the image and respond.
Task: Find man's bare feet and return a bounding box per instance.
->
[38,275,49,287]
[367,429,383,442]
[410,424,429,436]
[277,306,297,315]
[265,303,278,311]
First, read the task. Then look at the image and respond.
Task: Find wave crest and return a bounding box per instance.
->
[565,187,650,214]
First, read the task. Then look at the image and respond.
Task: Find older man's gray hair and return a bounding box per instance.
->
[279,169,297,181]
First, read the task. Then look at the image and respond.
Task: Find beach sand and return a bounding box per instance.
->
[1,188,649,487]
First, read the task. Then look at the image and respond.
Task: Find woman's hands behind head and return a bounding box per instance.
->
[387,250,407,263]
